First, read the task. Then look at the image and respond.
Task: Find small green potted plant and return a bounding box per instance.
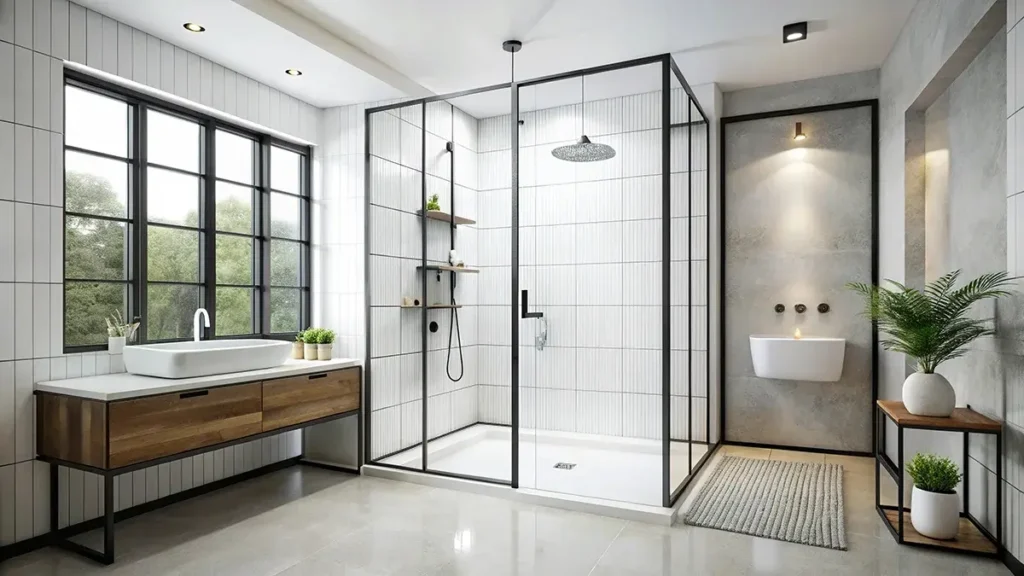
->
[849,270,1010,416]
[105,310,139,354]
[426,194,441,211]
[317,329,336,361]
[292,331,306,360]
[303,328,320,361]
[907,453,962,540]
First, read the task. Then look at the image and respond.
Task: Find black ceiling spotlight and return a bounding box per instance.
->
[783,22,808,44]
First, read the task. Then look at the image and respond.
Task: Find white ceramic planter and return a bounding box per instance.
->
[317,343,333,361]
[911,486,960,540]
[903,372,956,417]
[291,342,304,360]
[303,343,318,361]
[108,336,126,355]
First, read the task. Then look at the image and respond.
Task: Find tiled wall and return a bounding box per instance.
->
[475,88,709,441]
[366,102,481,460]
[0,0,321,547]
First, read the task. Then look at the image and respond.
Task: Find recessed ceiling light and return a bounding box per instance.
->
[183,22,205,33]
[783,22,808,44]
[285,69,303,77]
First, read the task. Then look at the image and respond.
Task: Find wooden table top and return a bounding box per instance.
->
[877,400,1002,433]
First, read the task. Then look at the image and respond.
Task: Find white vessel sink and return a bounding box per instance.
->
[123,340,293,379]
[749,335,846,382]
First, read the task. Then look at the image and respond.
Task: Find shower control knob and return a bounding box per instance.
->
[774,303,785,313]
[818,303,830,313]
[794,303,807,314]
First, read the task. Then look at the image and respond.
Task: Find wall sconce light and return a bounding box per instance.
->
[794,122,806,141]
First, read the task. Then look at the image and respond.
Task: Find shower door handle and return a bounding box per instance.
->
[521,290,543,319]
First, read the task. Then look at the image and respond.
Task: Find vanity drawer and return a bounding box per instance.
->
[107,383,263,468]
[262,368,360,432]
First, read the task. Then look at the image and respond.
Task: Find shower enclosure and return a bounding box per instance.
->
[365,54,714,508]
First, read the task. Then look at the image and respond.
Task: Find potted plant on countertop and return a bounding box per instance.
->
[105,310,139,355]
[303,328,320,361]
[907,453,962,540]
[292,331,306,360]
[317,329,335,361]
[848,270,1011,416]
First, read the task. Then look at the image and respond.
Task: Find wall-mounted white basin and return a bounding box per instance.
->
[123,340,293,379]
[749,335,846,382]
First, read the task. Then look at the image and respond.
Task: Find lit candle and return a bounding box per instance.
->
[794,328,802,340]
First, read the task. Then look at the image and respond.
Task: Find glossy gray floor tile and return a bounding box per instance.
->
[0,452,1011,576]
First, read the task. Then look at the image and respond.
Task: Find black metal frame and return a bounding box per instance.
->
[62,70,312,353]
[718,99,880,453]
[363,53,716,509]
[875,404,1002,558]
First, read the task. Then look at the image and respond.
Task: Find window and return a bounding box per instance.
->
[63,74,311,351]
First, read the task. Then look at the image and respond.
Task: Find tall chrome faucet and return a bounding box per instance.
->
[193,308,210,342]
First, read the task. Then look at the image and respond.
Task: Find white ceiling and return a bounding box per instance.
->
[274,0,916,95]
[78,0,916,112]
[73,0,406,108]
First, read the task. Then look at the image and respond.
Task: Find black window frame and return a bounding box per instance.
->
[63,70,312,353]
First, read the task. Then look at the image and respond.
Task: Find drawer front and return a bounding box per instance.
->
[108,383,263,468]
[262,368,360,432]
[37,394,108,469]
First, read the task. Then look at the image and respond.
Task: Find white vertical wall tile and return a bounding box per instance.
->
[14,460,31,540]
[13,124,29,203]
[0,0,12,43]
[0,286,12,360]
[32,0,49,53]
[0,200,12,280]
[13,46,31,127]
[0,362,13,464]
[31,284,48,358]
[13,202,30,281]
[85,8,102,69]
[50,0,68,60]
[0,43,12,123]
[100,16,116,74]
[67,2,85,65]
[0,463,12,544]
[12,0,30,48]
[13,359,31,461]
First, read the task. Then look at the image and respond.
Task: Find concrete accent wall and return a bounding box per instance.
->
[723,106,874,452]
[723,70,879,118]
[0,0,322,548]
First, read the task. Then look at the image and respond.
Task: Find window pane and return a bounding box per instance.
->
[148,226,199,282]
[147,110,200,173]
[65,86,128,158]
[147,167,200,227]
[270,240,301,287]
[66,152,128,218]
[216,235,253,285]
[65,282,127,347]
[270,288,301,333]
[65,216,126,280]
[216,131,254,184]
[216,182,253,234]
[271,147,301,193]
[270,192,300,239]
[216,287,253,336]
[147,284,200,340]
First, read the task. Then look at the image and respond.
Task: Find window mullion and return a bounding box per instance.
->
[260,136,272,337]
[135,102,148,343]
[203,120,217,339]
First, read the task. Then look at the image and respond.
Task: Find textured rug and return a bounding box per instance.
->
[683,456,846,550]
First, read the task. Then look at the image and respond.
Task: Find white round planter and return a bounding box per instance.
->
[911,486,960,540]
[108,336,126,355]
[303,343,318,361]
[317,344,333,361]
[903,372,956,417]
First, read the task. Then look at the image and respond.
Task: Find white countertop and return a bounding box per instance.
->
[36,358,362,401]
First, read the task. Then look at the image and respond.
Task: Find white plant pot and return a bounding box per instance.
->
[303,343,318,361]
[903,372,956,417]
[108,336,125,355]
[317,344,333,361]
[911,486,960,540]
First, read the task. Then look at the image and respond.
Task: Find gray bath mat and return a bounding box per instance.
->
[683,456,846,550]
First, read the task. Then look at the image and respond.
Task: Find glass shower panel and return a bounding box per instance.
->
[689,95,711,467]
[518,63,666,506]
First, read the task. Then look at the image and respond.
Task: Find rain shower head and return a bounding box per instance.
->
[552,135,616,162]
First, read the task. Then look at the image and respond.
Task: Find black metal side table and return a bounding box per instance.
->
[875,400,1001,556]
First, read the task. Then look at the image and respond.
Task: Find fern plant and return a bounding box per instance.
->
[907,453,961,494]
[847,270,1010,373]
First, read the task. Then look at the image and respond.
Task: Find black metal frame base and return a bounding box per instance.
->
[724,440,872,458]
[874,404,1002,558]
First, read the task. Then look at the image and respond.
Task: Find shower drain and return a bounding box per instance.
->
[553,462,576,470]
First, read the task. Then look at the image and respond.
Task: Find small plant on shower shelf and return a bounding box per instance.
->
[426,194,441,211]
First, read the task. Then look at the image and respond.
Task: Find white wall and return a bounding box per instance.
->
[0,0,321,547]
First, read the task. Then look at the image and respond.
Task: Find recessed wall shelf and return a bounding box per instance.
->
[419,210,476,226]
[400,304,464,309]
[418,265,479,274]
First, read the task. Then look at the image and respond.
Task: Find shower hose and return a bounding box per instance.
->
[447,280,464,382]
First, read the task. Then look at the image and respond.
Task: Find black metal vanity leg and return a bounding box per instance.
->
[897,426,904,543]
[997,430,1003,547]
[963,431,969,515]
[103,473,115,565]
[49,464,58,535]
[874,407,880,507]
